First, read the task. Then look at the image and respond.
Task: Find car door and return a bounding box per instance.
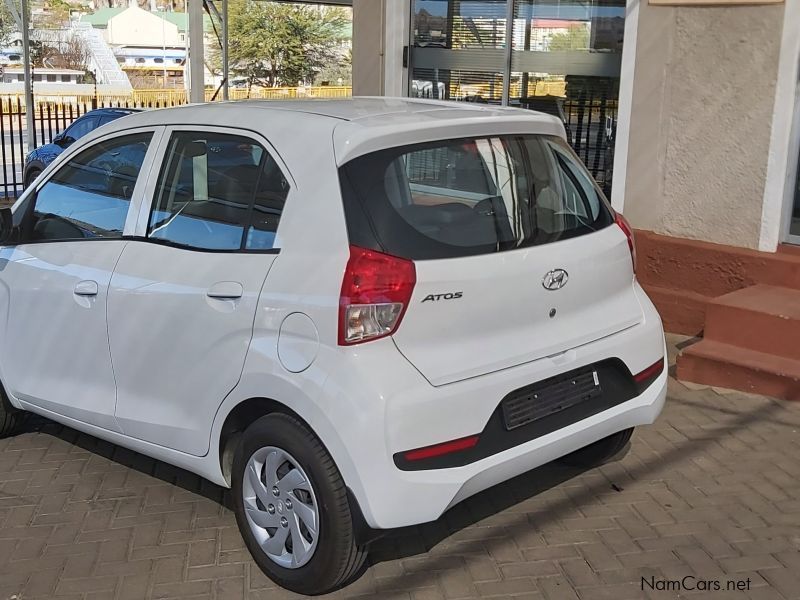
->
[0,128,161,430]
[108,127,291,456]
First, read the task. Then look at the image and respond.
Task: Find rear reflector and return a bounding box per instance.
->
[634,358,665,383]
[403,435,480,462]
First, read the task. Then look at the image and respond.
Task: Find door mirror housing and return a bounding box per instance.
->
[54,133,75,148]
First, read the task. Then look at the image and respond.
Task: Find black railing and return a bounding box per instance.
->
[2,92,618,200]
[0,97,180,200]
[519,94,618,197]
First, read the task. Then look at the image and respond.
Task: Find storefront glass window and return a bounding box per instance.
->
[410,0,625,193]
[790,151,800,239]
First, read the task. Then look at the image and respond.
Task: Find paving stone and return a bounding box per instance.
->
[2,354,800,599]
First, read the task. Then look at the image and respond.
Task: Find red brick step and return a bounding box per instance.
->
[703,284,800,362]
[677,339,800,401]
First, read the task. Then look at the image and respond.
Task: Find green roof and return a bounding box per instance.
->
[158,11,190,33]
[80,7,125,28]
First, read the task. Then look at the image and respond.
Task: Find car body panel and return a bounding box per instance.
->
[1,98,666,534]
[393,226,642,386]
[0,240,126,432]
[108,243,278,456]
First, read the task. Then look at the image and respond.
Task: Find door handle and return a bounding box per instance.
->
[207,281,243,299]
[74,280,99,296]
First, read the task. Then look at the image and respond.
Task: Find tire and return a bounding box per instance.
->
[24,167,41,189]
[232,413,367,595]
[0,384,22,438]
[559,428,634,468]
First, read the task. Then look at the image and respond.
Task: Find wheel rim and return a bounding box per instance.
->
[242,446,320,569]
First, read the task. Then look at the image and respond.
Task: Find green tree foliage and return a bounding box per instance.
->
[0,1,18,47]
[548,26,590,52]
[214,1,350,88]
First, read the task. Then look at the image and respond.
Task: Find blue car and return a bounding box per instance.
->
[23,107,141,188]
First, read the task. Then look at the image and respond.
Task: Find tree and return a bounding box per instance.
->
[0,1,18,48]
[316,47,351,86]
[213,1,350,88]
[33,0,72,29]
[39,33,91,71]
[548,25,590,52]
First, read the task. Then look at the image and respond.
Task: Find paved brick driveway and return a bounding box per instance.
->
[1,337,800,600]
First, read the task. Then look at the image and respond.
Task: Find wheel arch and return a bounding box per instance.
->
[215,394,380,543]
[217,396,308,486]
[23,160,46,187]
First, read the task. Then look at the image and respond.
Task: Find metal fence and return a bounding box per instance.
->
[1,86,614,200]
[1,96,177,199]
[0,86,353,199]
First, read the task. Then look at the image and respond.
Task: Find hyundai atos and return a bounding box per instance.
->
[0,98,666,595]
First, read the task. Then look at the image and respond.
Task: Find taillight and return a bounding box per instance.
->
[338,245,416,346]
[614,212,637,272]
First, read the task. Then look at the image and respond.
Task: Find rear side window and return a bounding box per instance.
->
[339,135,613,260]
[148,131,290,251]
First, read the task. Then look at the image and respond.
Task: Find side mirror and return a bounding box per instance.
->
[54,134,75,148]
[0,207,12,244]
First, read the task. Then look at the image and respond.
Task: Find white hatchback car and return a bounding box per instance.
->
[0,98,666,595]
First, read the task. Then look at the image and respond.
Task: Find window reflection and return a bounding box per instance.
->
[513,0,624,53]
[414,0,509,50]
[409,0,625,194]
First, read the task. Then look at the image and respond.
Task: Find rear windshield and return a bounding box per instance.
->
[339,134,614,260]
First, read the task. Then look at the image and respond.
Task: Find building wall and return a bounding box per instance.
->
[105,7,183,48]
[352,0,409,97]
[352,0,385,96]
[623,2,785,250]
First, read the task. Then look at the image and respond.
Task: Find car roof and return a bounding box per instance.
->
[90,97,567,165]
[101,96,557,125]
[82,107,143,118]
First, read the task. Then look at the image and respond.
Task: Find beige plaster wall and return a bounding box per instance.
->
[623,3,785,249]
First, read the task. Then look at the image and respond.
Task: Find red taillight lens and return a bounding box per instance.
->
[403,435,480,462]
[338,245,416,346]
[614,212,637,273]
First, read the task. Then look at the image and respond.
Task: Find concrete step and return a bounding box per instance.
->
[677,339,800,401]
[704,284,800,361]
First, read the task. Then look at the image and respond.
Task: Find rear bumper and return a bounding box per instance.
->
[329,283,667,529]
[354,365,665,530]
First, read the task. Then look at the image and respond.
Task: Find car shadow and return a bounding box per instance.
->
[11,391,794,595]
[358,395,791,593]
[17,414,235,509]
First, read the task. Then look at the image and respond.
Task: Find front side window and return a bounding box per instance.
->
[24,132,152,242]
[340,134,612,260]
[148,131,290,251]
